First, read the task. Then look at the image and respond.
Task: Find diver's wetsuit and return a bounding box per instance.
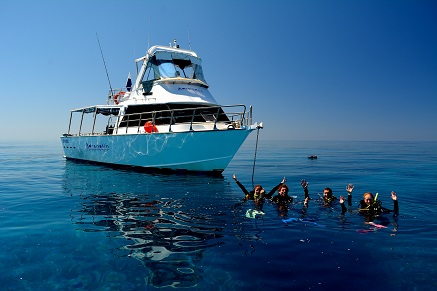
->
[357,199,399,214]
[303,187,337,205]
[234,180,283,201]
[340,195,399,215]
[271,194,293,204]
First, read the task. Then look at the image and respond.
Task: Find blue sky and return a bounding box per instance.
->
[1,0,436,142]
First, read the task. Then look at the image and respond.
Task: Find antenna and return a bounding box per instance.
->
[133,28,138,78]
[133,28,136,60]
[96,33,113,97]
[187,26,192,50]
[147,16,151,49]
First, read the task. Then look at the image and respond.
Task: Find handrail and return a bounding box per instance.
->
[115,104,248,134]
[65,104,250,136]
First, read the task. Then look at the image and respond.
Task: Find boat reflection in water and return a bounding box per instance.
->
[62,159,231,288]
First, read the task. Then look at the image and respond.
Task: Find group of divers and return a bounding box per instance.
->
[232,174,399,228]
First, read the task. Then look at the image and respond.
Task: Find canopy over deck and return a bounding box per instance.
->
[70,105,122,115]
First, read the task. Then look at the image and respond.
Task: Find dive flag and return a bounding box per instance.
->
[125,72,132,91]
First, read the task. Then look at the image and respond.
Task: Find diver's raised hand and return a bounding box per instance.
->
[346,183,354,194]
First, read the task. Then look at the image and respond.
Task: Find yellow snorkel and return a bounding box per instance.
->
[370,193,380,210]
[360,193,378,212]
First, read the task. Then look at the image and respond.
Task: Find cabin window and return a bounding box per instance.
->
[142,55,207,83]
[156,59,177,78]
[193,64,206,83]
[173,60,207,83]
[143,62,155,81]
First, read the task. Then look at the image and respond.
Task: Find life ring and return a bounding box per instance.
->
[113,91,125,105]
[144,121,158,133]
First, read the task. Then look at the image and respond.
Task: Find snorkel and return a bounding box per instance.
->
[371,193,379,208]
[365,192,381,212]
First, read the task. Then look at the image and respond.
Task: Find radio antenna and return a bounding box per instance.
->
[187,26,192,50]
[96,33,113,97]
[133,28,136,61]
[148,16,151,49]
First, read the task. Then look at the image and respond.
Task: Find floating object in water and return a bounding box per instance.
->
[282,217,325,227]
[308,155,318,159]
[300,218,326,227]
[367,222,387,228]
[282,217,298,223]
[357,222,387,233]
[246,209,265,219]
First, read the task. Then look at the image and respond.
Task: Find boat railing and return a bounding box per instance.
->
[65,104,252,136]
[107,88,132,104]
[106,86,160,104]
[113,104,250,135]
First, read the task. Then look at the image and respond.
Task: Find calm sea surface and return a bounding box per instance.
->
[0,140,436,290]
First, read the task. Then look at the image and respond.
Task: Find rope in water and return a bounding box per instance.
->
[251,125,261,188]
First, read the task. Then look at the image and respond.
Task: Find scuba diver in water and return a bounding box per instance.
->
[232,174,286,211]
[271,184,293,204]
[340,188,399,217]
[270,183,299,216]
[300,179,343,207]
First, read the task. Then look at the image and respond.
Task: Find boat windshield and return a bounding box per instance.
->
[142,55,207,83]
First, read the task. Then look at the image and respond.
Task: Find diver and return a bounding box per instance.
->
[232,174,286,211]
[300,179,349,207]
[271,184,293,204]
[340,189,399,217]
[270,182,298,217]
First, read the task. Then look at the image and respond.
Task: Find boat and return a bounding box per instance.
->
[61,40,261,174]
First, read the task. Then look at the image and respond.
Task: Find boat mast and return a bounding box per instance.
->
[96,33,114,97]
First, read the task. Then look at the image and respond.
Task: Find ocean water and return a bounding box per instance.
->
[0,140,436,290]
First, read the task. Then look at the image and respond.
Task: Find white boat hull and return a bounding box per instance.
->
[61,127,254,173]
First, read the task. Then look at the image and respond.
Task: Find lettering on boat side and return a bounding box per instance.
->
[178,87,205,93]
[86,143,109,150]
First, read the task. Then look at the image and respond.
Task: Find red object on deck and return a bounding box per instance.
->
[144,121,158,133]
